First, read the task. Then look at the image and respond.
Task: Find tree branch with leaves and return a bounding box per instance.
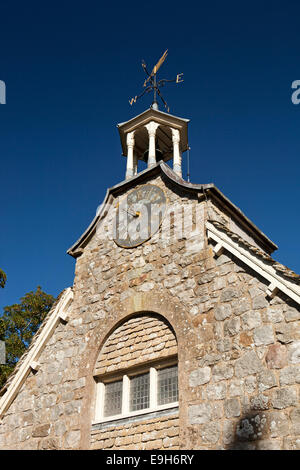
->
[0,286,55,388]
[0,269,6,289]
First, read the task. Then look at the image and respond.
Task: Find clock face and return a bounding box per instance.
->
[114,184,167,248]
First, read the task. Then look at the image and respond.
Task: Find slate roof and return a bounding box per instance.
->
[208,218,300,285]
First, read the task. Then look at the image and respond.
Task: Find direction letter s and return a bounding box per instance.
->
[291,80,300,104]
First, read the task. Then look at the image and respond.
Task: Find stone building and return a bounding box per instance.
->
[0,107,299,450]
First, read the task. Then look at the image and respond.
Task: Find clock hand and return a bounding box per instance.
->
[122,208,139,218]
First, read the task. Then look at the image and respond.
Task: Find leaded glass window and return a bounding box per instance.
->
[98,363,179,422]
[103,380,123,417]
[157,365,178,405]
[130,373,150,411]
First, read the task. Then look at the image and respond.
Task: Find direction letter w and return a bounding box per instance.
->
[129,96,137,106]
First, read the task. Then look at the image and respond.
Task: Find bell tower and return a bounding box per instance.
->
[117,107,189,180]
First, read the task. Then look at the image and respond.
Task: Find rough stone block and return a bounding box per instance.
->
[197,272,216,285]
[224,317,240,336]
[250,394,269,411]
[199,422,221,444]
[288,341,300,364]
[212,363,234,382]
[279,365,300,385]
[257,370,277,392]
[214,304,231,321]
[206,382,227,400]
[54,421,67,437]
[215,254,231,266]
[256,439,282,450]
[235,351,264,378]
[266,344,287,369]
[212,277,226,291]
[222,420,235,446]
[290,407,300,435]
[241,311,262,330]
[32,424,50,438]
[189,367,211,387]
[283,437,300,450]
[272,387,298,409]
[268,411,289,438]
[39,437,61,450]
[263,306,284,323]
[253,325,275,346]
[228,379,243,397]
[275,324,299,344]
[216,338,232,353]
[224,398,241,418]
[252,295,268,310]
[285,307,300,322]
[220,288,240,303]
[249,286,264,299]
[231,298,251,316]
[188,403,211,425]
[65,430,81,448]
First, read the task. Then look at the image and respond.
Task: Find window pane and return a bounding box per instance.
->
[130,373,150,411]
[157,365,178,405]
[104,380,123,417]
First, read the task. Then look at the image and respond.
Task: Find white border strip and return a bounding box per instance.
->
[0,287,73,418]
[207,221,300,305]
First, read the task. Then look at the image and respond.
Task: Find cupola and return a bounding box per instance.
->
[117,107,189,180]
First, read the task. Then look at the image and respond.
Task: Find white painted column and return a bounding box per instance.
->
[171,128,182,177]
[126,131,135,180]
[133,152,138,176]
[145,121,159,168]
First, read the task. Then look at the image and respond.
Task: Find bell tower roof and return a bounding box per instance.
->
[117,107,189,163]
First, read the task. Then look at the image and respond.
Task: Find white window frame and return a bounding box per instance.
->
[93,363,179,424]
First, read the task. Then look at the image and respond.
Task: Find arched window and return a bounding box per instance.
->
[93,313,178,424]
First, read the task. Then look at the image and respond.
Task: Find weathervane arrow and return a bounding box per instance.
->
[143,49,168,87]
[129,50,184,112]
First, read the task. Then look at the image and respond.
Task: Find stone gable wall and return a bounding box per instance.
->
[0,173,299,450]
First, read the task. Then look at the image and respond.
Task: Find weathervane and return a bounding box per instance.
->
[129,49,184,112]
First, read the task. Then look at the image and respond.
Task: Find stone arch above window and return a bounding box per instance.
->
[94,313,177,377]
[93,313,179,425]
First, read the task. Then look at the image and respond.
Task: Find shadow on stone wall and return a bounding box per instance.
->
[225,411,273,450]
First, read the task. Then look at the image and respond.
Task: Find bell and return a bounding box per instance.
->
[142,147,164,163]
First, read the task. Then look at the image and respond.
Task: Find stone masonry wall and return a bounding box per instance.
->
[91,414,179,450]
[183,252,300,450]
[0,172,299,450]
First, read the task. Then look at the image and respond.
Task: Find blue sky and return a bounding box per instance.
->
[1,0,300,310]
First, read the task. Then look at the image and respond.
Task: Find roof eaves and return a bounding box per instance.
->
[0,288,73,418]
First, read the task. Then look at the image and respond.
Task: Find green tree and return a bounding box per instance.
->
[0,269,6,289]
[0,286,55,388]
